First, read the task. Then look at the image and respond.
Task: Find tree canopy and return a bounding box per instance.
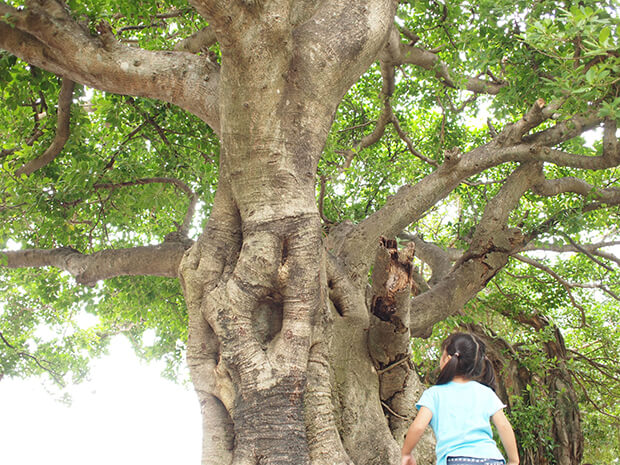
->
[1,1,619,464]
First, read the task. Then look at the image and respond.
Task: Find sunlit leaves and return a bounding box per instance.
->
[0,3,218,388]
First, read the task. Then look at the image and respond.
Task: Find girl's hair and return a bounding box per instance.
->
[436,332,497,391]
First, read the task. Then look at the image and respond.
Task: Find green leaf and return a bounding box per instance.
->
[598,26,610,45]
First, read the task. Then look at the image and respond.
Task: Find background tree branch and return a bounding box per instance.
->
[0,1,221,131]
[384,27,505,95]
[2,242,191,286]
[15,78,75,176]
[408,163,541,336]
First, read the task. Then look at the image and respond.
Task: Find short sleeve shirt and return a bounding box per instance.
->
[416,381,506,465]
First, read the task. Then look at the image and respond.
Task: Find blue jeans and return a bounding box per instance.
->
[447,458,506,465]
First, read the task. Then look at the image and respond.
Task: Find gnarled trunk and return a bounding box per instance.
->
[178,161,433,464]
[175,3,436,462]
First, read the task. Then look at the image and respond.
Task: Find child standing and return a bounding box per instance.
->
[401,332,519,465]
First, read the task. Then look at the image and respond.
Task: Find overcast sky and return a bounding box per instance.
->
[0,336,202,465]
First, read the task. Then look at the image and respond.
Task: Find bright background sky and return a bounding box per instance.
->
[0,336,202,465]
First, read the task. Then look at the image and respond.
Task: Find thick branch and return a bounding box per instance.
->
[0,2,220,131]
[532,176,620,206]
[409,163,541,336]
[397,233,452,284]
[15,78,75,176]
[522,112,603,146]
[500,99,553,144]
[2,242,191,286]
[337,99,618,278]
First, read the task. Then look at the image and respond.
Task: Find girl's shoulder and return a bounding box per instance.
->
[425,380,494,394]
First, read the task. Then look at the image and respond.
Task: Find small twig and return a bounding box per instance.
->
[390,113,439,167]
[381,401,413,421]
[570,371,620,421]
[0,331,65,386]
[337,121,374,133]
[377,357,409,375]
[561,233,614,272]
[93,177,197,237]
[513,254,588,327]
[568,349,620,383]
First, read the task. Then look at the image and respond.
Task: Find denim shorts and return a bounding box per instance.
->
[447,458,506,465]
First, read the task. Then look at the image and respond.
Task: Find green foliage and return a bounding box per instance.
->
[1,8,218,387]
[508,387,556,461]
[0,266,106,389]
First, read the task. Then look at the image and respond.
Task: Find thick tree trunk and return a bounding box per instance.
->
[178,131,424,464]
[179,140,435,464]
[174,3,436,463]
[181,220,437,465]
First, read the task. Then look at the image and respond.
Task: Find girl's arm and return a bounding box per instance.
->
[492,410,519,465]
[401,406,433,465]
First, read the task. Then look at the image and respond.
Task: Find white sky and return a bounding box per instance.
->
[0,336,202,465]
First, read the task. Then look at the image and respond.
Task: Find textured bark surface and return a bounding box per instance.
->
[175,2,423,463]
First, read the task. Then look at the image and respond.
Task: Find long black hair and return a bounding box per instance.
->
[436,332,497,391]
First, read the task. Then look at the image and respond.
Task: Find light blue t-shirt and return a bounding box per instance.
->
[416,381,506,465]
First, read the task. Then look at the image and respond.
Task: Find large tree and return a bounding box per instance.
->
[1,1,618,464]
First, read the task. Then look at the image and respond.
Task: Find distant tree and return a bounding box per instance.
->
[1,1,618,464]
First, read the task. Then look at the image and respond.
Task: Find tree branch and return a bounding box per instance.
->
[397,233,452,284]
[568,349,620,384]
[570,371,620,422]
[337,97,618,279]
[384,27,505,95]
[338,57,437,170]
[2,242,191,286]
[0,1,221,131]
[520,241,620,267]
[561,234,616,272]
[0,331,65,386]
[521,112,603,147]
[408,163,541,336]
[15,78,75,176]
[339,96,392,171]
[173,26,218,54]
[511,255,588,326]
[93,177,199,236]
[532,176,620,206]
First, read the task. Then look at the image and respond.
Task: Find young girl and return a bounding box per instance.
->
[401,333,519,465]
